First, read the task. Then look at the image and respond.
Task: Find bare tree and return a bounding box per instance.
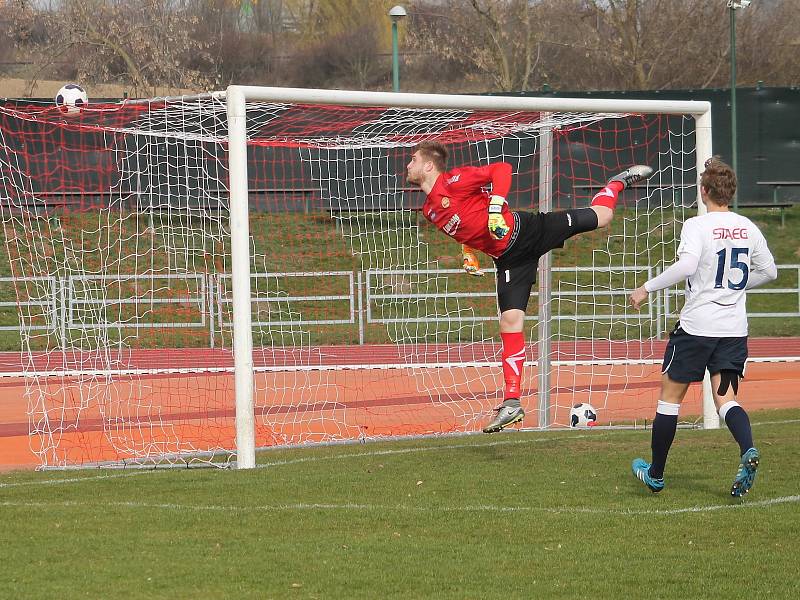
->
[289,24,386,89]
[251,0,291,41]
[562,0,800,90]
[0,14,15,77]
[188,0,288,86]
[571,0,730,90]
[11,0,213,95]
[410,0,545,92]
[5,0,800,94]
[734,0,800,87]
[287,0,397,89]
[408,0,800,92]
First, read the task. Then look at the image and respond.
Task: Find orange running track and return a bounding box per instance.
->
[1,339,799,470]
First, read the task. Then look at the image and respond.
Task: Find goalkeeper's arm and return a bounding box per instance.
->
[470,162,512,240]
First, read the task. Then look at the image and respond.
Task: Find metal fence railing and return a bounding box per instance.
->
[1,265,797,347]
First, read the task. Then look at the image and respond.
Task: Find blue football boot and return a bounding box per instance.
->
[731,447,760,498]
[632,458,665,493]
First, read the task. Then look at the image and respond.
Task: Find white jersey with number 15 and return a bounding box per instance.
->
[677,211,775,337]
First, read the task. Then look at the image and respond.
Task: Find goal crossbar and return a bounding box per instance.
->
[224,85,711,116]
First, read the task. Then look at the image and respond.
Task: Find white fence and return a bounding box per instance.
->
[1,265,798,347]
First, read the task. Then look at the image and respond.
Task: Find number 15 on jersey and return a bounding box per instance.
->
[715,247,749,290]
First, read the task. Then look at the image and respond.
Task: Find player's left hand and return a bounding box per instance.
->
[488,213,509,240]
[487,195,509,240]
[462,245,484,276]
[629,286,649,310]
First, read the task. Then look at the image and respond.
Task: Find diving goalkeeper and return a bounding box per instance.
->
[405,140,652,433]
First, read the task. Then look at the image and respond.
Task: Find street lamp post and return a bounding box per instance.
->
[728,0,752,210]
[389,5,407,92]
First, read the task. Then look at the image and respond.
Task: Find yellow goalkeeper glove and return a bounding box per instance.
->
[462,245,484,276]
[487,195,510,240]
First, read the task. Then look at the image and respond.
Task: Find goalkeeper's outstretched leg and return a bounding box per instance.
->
[405,144,656,433]
[483,166,654,433]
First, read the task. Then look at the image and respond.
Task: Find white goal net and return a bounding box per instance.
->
[0,88,711,468]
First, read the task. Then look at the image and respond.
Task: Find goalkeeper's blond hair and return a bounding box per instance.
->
[412,141,448,172]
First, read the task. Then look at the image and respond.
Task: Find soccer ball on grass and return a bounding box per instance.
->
[569,403,598,428]
[55,83,88,115]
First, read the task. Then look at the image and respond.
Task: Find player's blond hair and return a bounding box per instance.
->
[701,156,737,206]
[412,140,448,172]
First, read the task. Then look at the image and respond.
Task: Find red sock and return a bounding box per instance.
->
[590,180,624,210]
[500,331,525,399]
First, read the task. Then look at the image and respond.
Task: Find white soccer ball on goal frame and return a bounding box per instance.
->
[55,83,88,115]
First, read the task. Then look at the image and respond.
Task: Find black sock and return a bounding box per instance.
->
[724,405,754,456]
[650,412,678,479]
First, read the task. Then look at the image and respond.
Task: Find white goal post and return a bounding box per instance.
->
[224,86,714,469]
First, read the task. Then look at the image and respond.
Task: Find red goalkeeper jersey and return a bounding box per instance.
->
[422,162,515,258]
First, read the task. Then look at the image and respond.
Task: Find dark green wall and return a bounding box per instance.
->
[498,87,800,203]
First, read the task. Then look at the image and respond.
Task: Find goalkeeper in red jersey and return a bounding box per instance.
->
[406,140,653,433]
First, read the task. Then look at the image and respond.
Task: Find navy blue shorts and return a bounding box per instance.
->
[661,322,748,383]
[493,209,598,313]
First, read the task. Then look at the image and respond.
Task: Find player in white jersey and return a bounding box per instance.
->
[628,157,777,497]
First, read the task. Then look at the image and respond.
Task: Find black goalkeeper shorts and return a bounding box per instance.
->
[493,208,598,313]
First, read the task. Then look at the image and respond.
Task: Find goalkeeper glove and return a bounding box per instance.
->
[462,245,484,276]
[487,195,510,240]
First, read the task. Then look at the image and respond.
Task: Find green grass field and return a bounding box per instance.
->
[1,409,798,599]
